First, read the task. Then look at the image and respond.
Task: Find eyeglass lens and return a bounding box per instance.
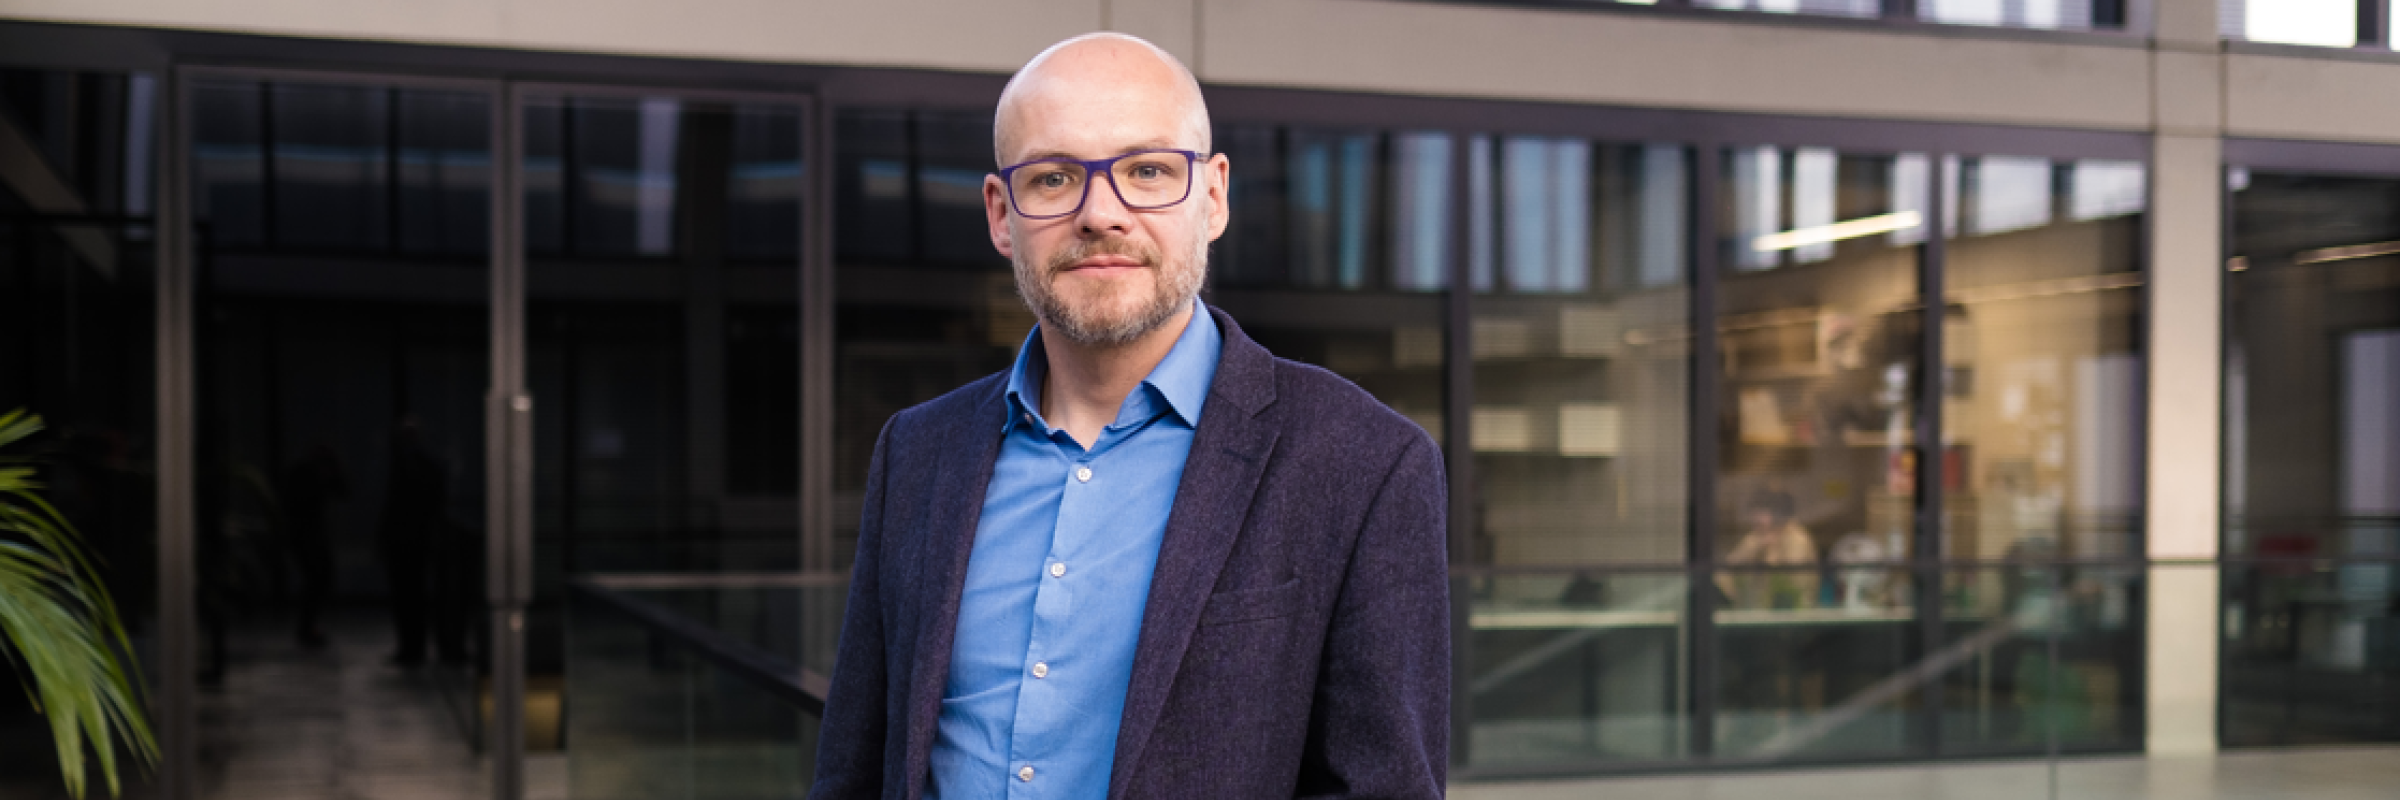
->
[1010,152,1192,217]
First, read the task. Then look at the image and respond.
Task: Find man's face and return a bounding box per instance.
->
[985,46,1230,347]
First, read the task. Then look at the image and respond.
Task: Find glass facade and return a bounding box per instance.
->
[2223,170,2400,746]
[41,11,2400,792]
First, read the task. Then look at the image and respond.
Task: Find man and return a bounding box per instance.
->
[809,32,1449,800]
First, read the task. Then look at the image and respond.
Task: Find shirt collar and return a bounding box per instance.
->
[1002,299,1222,435]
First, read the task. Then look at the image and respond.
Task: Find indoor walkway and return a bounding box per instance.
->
[1452,746,2400,800]
[194,610,565,800]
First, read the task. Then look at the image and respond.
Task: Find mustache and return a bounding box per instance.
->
[1043,238,1160,274]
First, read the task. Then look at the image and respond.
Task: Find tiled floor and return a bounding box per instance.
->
[196,611,565,800]
[1451,746,2400,800]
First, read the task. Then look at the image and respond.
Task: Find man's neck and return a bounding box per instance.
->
[1038,302,1196,449]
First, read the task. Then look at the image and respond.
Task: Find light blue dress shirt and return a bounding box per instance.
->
[926,302,1222,800]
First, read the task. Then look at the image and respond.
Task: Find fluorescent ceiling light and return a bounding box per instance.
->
[2296,241,2400,266]
[1752,211,1922,253]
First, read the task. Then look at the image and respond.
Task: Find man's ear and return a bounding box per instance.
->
[986,173,1016,258]
[1204,153,1231,241]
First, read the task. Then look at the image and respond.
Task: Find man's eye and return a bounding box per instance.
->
[1129,165,1165,180]
[1033,171,1075,189]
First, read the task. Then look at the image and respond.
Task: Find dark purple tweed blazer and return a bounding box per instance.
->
[808,305,1449,800]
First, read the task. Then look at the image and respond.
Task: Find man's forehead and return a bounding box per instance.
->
[994,34,1208,164]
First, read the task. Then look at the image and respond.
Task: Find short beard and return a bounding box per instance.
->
[1012,230,1208,348]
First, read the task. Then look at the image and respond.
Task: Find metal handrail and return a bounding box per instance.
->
[569,575,832,715]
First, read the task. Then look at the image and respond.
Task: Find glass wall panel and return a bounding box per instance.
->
[1468,138,1689,568]
[2224,170,2400,746]
[1695,0,1880,20]
[1919,0,2125,31]
[829,108,1015,567]
[523,92,808,707]
[1713,145,1927,759]
[0,66,160,800]
[1463,571,1690,768]
[1210,125,1447,437]
[1713,567,1919,758]
[2219,0,2366,47]
[190,75,493,795]
[1940,156,2145,564]
[1937,563,2143,752]
[1717,146,1925,568]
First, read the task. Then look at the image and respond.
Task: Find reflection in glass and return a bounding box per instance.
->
[2220,0,2360,47]
[522,96,682,258]
[1919,0,2118,31]
[830,108,1015,567]
[190,77,498,791]
[1939,564,2142,751]
[1463,572,1689,767]
[1941,156,2145,564]
[1695,0,1879,19]
[271,83,390,250]
[1718,147,1925,569]
[1468,139,1689,571]
[1212,126,1448,437]
[1714,568,1919,757]
[832,109,997,270]
[2223,171,2400,746]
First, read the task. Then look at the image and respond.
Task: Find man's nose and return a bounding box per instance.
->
[1076,171,1134,237]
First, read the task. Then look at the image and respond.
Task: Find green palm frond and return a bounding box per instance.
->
[0,409,159,799]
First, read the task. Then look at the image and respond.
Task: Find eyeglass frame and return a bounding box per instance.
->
[995,148,1211,220]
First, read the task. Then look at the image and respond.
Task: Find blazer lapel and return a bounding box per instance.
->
[900,379,1009,800]
[1107,307,1279,800]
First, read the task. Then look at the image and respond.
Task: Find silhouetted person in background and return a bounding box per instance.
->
[278,442,347,649]
[381,416,463,666]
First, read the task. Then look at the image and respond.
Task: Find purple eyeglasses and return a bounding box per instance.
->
[996,149,1206,220]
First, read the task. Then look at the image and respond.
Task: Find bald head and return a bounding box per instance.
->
[994,32,1211,165]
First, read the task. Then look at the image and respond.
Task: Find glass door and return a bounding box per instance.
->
[506,84,813,799]
[180,68,503,799]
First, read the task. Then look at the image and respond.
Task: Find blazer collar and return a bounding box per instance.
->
[1107,305,1280,799]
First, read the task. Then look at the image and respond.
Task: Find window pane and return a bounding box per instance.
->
[562,97,682,258]
[396,90,491,257]
[192,79,267,247]
[2224,172,2400,749]
[1940,156,2145,563]
[1463,571,1691,767]
[271,83,391,250]
[2221,0,2361,47]
[1212,125,1447,440]
[1718,147,1926,565]
[1470,140,1690,568]
[1696,0,1880,20]
[1920,0,2118,31]
[1939,563,2144,751]
[726,105,804,261]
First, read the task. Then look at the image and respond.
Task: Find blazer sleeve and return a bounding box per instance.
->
[808,418,897,800]
[1296,433,1451,800]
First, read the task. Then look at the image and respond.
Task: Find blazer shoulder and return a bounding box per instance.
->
[889,371,1006,435]
[1265,356,1436,456]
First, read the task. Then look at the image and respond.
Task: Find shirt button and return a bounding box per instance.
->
[1031,662,1049,679]
[1075,466,1093,483]
[1018,766,1035,782]
[1049,562,1067,578]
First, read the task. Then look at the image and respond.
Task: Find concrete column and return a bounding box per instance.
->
[2144,0,2224,757]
